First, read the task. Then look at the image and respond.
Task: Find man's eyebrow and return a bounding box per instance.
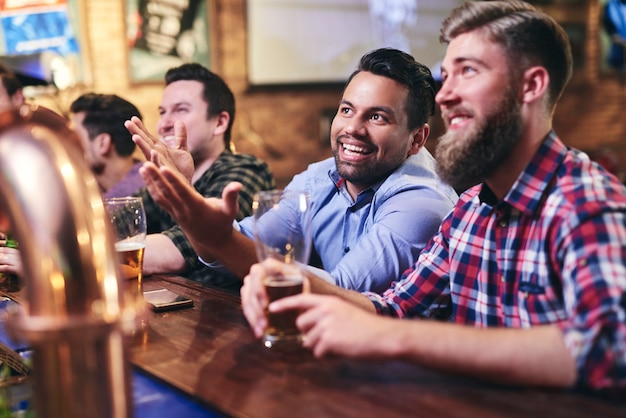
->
[339,99,394,115]
[159,101,191,110]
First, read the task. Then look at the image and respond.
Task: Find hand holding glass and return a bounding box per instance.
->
[253,189,312,348]
[103,197,147,313]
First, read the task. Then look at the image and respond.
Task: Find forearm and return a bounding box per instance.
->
[205,230,259,279]
[143,234,186,275]
[390,321,577,388]
[308,273,377,314]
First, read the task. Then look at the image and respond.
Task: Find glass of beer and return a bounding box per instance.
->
[253,189,312,348]
[103,197,147,313]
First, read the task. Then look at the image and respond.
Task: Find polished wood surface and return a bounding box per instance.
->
[132,275,625,418]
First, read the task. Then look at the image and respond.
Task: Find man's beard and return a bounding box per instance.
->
[435,88,523,192]
[91,160,105,176]
[333,144,405,190]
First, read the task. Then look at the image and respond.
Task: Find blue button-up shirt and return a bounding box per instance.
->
[239,149,457,293]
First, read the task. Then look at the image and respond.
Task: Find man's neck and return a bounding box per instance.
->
[98,157,137,193]
[485,126,551,200]
[192,155,219,184]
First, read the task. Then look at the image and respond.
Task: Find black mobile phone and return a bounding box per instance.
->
[143,288,194,312]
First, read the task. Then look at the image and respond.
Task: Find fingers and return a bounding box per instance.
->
[0,247,23,276]
[222,182,243,219]
[268,292,322,313]
[174,120,188,150]
[125,117,157,160]
[138,164,180,212]
[241,263,270,338]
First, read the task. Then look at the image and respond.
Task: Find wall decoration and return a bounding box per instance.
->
[125,0,211,83]
[246,0,464,85]
[0,0,89,87]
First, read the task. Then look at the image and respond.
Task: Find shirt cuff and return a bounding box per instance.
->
[198,220,241,268]
[305,265,336,285]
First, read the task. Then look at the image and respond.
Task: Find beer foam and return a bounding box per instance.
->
[114,241,145,252]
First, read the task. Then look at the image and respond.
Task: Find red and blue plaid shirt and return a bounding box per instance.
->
[366,132,626,391]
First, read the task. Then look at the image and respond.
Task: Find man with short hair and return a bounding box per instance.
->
[241,1,626,394]
[126,63,274,290]
[129,48,458,294]
[70,93,144,198]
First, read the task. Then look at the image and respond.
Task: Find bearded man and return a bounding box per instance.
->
[241,0,626,396]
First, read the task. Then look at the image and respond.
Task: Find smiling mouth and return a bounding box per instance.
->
[342,143,373,156]
[450,116,467,125]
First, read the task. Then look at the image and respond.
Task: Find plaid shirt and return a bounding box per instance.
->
[137,150,274,290]
[366,132,626,391]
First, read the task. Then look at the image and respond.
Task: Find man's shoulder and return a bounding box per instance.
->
[287,157,337,189]
[304,156,336,175]
[379,150,457,203]
[104,161,145,199]
[215,151,269,168]
[556,149,626,206]
[194,151,275,192]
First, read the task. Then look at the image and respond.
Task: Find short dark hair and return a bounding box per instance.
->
[164,63,235,149]
[346,48,436,131]
[0,62,22,98]
[440,1,572,110]
[70,93,142,157]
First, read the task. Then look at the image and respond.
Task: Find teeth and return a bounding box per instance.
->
[343,143,368,154]
[450,116,466,125]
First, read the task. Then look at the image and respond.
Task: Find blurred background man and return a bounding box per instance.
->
[70,93,145,198]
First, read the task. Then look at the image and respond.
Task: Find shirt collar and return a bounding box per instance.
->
[328,169,382,201]
[503,131,567,215]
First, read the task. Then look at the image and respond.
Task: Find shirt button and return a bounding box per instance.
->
[499,220,508,228]
[501,275,505,282]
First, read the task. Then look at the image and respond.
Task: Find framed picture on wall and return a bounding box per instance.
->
[599,0,626,77]
[246,0,464,86]
[0,0,91,88]
[125,0,211,84]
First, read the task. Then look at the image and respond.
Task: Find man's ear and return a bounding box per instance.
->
[521,66,549,105]
[93,132,113,156]
[408,123,430,156]
[213,111,231,136]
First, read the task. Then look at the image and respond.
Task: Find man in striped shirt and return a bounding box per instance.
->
[241,1,626,394]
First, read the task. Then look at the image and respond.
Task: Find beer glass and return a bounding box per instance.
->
[103,197,147,313]
[253,189,312,348]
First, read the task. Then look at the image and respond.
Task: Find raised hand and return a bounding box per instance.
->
[140,158,243,250]
[125,116,194,183]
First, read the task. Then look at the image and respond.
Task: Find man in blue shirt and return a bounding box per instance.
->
[130,48,457,292]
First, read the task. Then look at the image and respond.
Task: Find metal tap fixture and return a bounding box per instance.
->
[0,104,135,417]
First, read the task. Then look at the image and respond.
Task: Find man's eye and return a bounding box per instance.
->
[462,66,476,75]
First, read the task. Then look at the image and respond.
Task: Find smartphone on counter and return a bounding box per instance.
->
[144,288,194,312]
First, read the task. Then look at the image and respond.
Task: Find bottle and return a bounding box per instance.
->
[0,234,20,292]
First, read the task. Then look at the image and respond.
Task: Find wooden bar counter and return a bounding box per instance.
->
[133,275,626,418]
